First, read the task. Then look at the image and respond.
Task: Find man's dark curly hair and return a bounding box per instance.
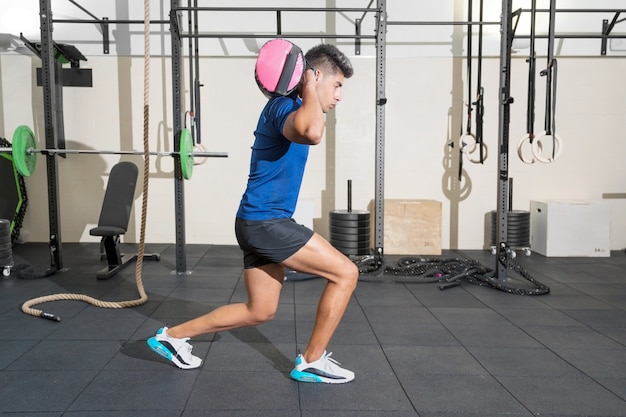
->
[305,44,354,78]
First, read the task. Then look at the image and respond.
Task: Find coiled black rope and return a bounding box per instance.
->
[354,249,550,296]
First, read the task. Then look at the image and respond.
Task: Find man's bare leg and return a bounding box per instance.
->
[282,233,359,362]
[167,263,285,339]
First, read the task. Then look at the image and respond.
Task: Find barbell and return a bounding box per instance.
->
[2,125,227,180]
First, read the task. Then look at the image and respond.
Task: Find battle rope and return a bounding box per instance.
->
[353,249,549,296]
[21,0,152,321]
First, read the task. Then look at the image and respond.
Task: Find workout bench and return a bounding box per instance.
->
[89,161,159,280]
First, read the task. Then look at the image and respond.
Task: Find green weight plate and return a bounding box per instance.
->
[180,128,194,180]
[11,125,37,177]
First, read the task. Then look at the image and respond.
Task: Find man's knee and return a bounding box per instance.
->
[341,260,359,292]
[247,305,277,325]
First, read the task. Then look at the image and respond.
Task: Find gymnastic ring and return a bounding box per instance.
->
[458,133,477,154]
[517,134,536,164]
[467,140,488,164]
[193,143,208,166]
[531,131,563,163]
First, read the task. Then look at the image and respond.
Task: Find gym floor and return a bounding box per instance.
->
[1,242,625,417]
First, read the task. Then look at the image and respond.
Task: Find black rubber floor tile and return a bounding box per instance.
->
[383,345,489,376]
[362,305,439,325]
[372,322,459,347]
[418,413,532,417]
[428,306,505,325]
[0,370,98,413]
[566,308,626,328]
[295,315,379,346]
[399,373,528,415]
[354,282,422,307]
[186,371,299,411]
[524,325,624,349]
[498,308,586,327]
[445,323,543,348]
[298,372,414,412]
[7,340,121,371]
[595,326,626,345]
[467,346,583,377]
[45,315,146,340]
[0,339,38,370]
[497,375,626,416]
[554,348,626,379]
[538,294,618,310]
[214,319,296,344]
[597,377,626,401]
[184,411,299,417]
[66,412,178,417]
[0,315,61,340]
[149,300,221,319]
[409,285,487,308]
[68,370,200,412]
[302,412,419,417]
[203,341,295,373]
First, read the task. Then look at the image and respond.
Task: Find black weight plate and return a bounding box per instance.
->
[329,226,370,235]
[329,218,371,228]
[0,237,11,245]
[490,216,530,225]
[0,242,12,252]
[0,255,13,266]
[329,210,370,221]
[335,247,370,256]
[329,233,369,243]
[331,240,371,250]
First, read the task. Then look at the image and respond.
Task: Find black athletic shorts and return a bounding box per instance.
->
[235,217,314,269]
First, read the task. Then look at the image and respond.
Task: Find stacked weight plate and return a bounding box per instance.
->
[0,219,13,276]
[329,210,370,256]
[490,210,530,248]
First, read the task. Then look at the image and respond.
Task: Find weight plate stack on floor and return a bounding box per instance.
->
[329,210,370,256]
[0,219,13,271]
[490,210,530,248]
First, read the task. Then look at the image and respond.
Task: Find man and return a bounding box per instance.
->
[148,43,358,384]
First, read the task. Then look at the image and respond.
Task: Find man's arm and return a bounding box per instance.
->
[282,69,325,145]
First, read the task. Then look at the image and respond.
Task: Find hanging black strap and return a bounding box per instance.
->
[540,0,558,156]
[474,0,485,163]
[526,0,537,143]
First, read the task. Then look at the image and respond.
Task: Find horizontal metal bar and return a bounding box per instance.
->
[0,147,228,158]
[387,20,500,26]
[515,33,626,39]
[520,8,626,13]
[173,7,379,13]
[179,33,377,40]
[53,19,169,25]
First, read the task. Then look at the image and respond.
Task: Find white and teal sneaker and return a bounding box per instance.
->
[290,351,355,384]
[147,327,202,369]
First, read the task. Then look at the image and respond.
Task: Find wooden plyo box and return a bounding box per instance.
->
[368,199,442,255]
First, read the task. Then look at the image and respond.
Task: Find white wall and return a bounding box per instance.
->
[1,1,625,250]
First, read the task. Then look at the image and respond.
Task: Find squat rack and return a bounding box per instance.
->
[168,0,380,273]
[29,0,626,279]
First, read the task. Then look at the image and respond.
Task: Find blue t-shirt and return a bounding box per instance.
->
[236,96,310,220]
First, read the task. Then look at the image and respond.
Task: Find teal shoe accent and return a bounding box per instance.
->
[147,337,173,361]
[290,369,323,383]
